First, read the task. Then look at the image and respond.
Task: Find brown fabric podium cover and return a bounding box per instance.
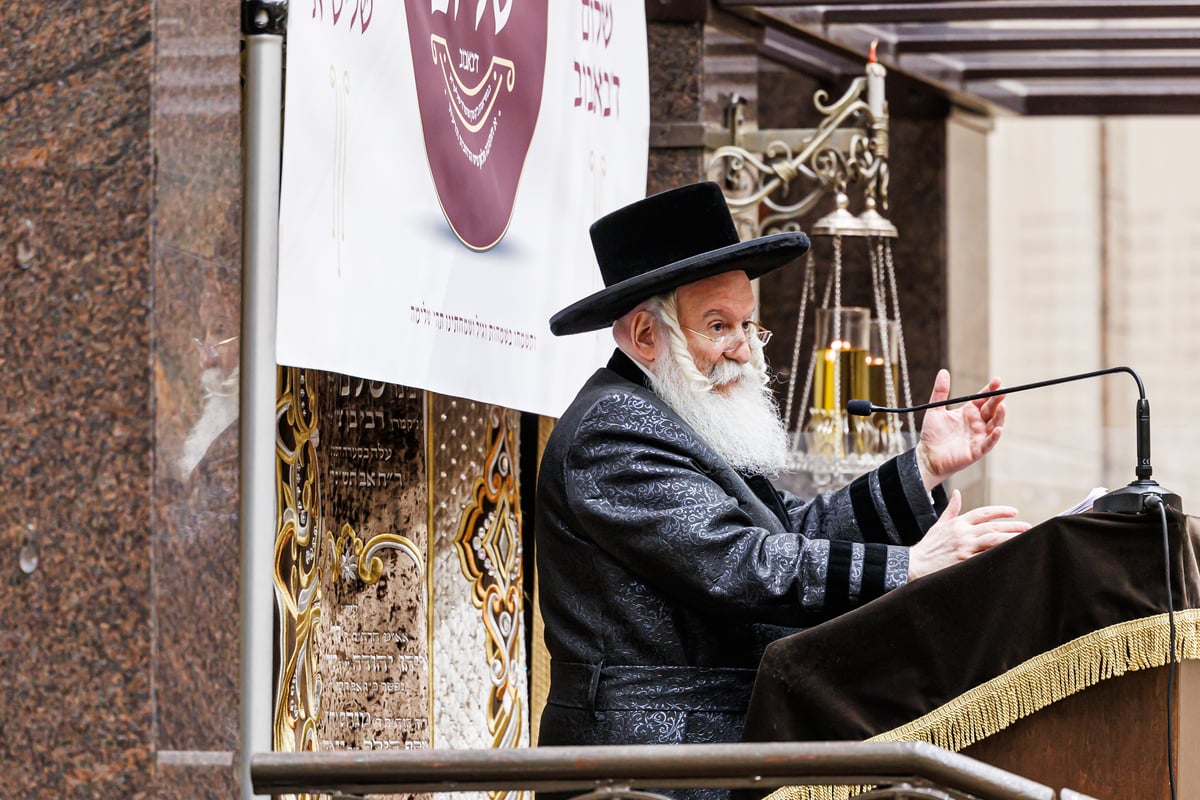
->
[742,509,1200,747]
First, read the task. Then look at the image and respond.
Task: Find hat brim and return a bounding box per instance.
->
[550,231,810,336]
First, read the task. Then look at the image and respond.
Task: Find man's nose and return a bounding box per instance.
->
[724,335,752,364]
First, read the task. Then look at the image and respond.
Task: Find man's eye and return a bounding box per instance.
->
[709,322,727,334]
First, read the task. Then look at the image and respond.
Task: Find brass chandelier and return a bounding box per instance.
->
[708,51,916,493]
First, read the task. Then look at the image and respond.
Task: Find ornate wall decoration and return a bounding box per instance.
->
[453,408,524,750]
[332,521,423,585]
[273,375,529,800]
[430,397,530,800]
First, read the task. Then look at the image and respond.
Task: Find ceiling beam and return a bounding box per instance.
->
[877,26,1200,55]
[722,0,1012,5]
[717,1,1200,24]
[1003,81,1200,114]
[757,26,864,81]
[957,55,1200,81]
[711,2,1200,116]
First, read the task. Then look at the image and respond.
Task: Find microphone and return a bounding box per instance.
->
[847,366,1182,514]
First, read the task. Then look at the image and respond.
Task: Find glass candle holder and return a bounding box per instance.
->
[811,306,870,413]
[867,317,899,409]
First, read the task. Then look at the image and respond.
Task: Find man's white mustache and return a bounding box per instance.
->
[708,359,754,389]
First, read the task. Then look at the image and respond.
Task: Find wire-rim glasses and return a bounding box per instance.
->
[681,321,773,351]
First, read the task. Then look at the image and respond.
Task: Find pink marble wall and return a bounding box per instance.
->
[0,2,158,797]
[0,1,242,796]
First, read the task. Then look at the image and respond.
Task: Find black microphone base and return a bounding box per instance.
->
[1092,480,1183,514]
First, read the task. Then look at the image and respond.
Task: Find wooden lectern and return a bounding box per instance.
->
[741,510,1200,799]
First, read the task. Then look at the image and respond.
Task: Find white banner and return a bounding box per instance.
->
[277,0,649,417]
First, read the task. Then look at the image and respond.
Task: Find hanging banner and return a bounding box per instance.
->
[277,0,649,416]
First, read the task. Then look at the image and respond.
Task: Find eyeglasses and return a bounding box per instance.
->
[681,320,773,351]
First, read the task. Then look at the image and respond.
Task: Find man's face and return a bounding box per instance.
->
[673,270,756,391]
[643,271,789,475]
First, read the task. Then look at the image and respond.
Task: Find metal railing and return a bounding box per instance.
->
[251,741,1094,799]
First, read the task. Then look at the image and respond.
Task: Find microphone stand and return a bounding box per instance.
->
[846,366,1182,515]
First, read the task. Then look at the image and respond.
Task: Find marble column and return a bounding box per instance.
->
[646,18,707,195]
[0,1,244,796]
[152,2,244,795]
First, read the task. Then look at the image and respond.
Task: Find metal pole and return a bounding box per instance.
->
[240,1,286,797]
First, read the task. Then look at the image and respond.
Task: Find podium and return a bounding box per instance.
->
[741,510,1200,799]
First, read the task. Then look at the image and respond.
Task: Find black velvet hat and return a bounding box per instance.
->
[549,181,811,335]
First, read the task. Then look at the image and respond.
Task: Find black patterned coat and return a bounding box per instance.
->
[536,350,944,751]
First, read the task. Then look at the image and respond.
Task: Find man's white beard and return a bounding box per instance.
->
[176,366,240,480]
[648,347,791,476]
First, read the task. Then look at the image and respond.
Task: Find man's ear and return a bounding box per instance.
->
[628,309,658,364]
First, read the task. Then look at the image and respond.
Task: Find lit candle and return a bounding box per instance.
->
[867,40,886,119]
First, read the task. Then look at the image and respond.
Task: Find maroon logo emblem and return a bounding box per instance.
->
[405,1,549,251]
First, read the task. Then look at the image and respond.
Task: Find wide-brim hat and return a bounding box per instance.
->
[550,181,810,336]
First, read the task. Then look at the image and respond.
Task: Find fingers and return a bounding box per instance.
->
[990,521,1032,534]
[971,517,1032,535]
[978,426,1003,456]
[938,488,962,520]
[978,521,1031,544]
[911,499,1031,580]
[973,528,1028,553]
[958,503,1019,523]
[977,391,1005,420]
[958,511,1031,552]
[951,504,1031,552]
[928,368,951,404]
[986,397,1006,429]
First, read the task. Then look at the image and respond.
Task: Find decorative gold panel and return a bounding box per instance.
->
[430,396,530,800]
[274,368,430,780]
[272,370,530,800]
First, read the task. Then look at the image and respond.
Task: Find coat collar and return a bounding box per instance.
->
[606,348,652,390]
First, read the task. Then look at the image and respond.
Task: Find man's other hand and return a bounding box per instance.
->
[908,490,1030,580]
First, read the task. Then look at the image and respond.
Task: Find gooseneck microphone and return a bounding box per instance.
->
[846,366,1182,514]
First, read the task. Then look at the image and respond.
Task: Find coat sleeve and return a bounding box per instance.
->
[563,393,922,622]
[776,448,944,606]
[778,448,941,547]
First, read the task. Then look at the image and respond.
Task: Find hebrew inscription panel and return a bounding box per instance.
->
[274,367,430,762]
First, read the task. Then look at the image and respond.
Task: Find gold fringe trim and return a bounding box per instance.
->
[763,610,1200,800]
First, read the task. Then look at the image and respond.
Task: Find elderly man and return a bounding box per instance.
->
[535,182,1028,756]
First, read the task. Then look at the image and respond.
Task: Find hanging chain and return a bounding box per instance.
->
[791,254,831,450]
[868,237,898,411]
[882,240,917,438]
[865,239,901,453]
[783,251,816,430]
[830,236,845,457]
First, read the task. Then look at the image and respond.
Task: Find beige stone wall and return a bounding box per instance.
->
[947,110,994,513]
[948,117,1200,523]
[1101,119,1200,508]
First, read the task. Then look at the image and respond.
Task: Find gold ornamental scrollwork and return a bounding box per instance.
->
[454,408,525,755]
[330,521,424,585]
[273,366,324,764]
